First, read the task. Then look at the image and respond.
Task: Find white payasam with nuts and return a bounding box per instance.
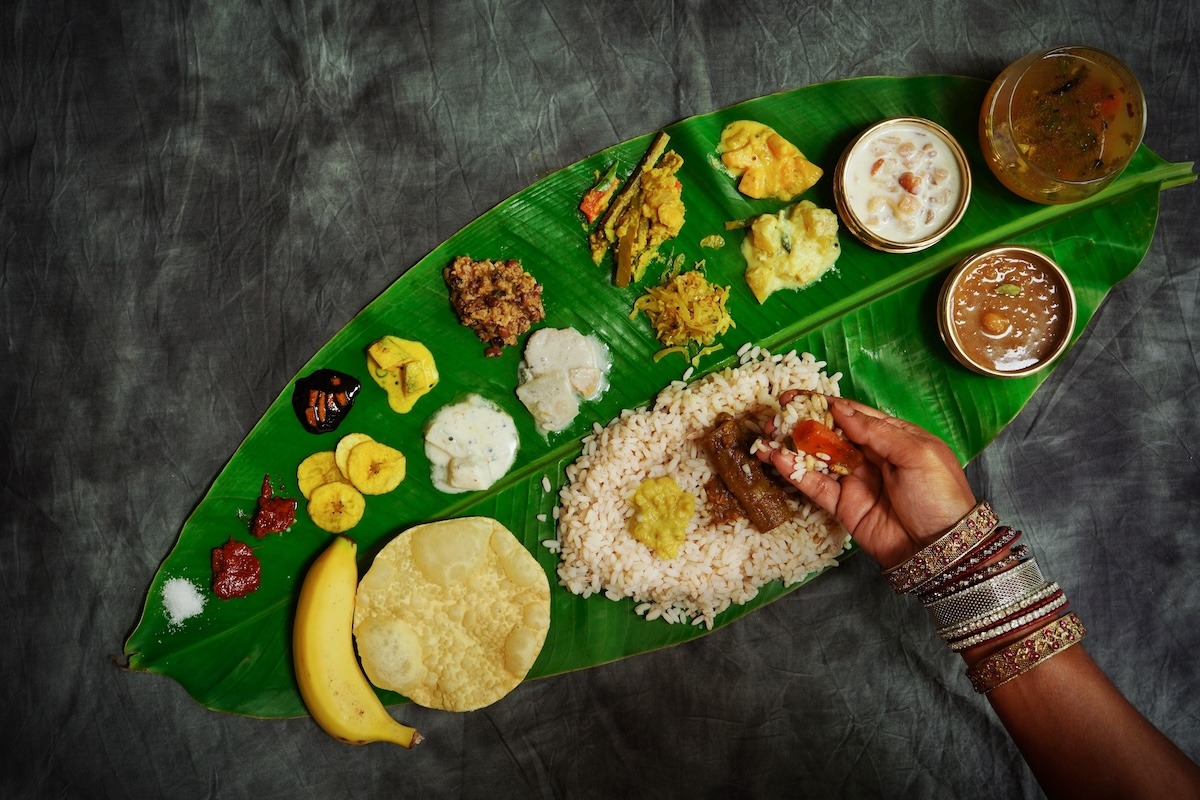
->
[843,122,963,244]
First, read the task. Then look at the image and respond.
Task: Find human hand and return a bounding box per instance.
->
[759,398,976,569]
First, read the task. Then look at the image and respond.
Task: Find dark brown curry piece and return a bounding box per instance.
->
[701,414,794,532]
[703,476,744,526]
[291,369,360,434]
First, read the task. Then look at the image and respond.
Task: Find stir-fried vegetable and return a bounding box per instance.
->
[579,162,620,224]
[631,259,733,362]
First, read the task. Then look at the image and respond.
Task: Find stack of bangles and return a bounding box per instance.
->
[882,500,1086,693]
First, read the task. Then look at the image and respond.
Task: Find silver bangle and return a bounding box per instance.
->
[937,582,1060,640]
[927,559,1045,630]
[947,594,1069,651]
[919,543,1032,605]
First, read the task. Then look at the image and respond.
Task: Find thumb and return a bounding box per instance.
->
[832,400,931,467]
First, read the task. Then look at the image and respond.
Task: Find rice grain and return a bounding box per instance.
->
[551,349,849,628]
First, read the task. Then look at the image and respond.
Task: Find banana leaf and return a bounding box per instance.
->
[122,74,1195,718]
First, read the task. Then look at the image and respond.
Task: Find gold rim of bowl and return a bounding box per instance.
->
[937,245,1077,378]
[834,116,972,254]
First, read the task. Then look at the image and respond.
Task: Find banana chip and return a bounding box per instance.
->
[346,440,406,495]
[297,451,345,499]
[353,517,550,712]
[307,481,366,533]
[297,433,406,532]
[334,432,373,478]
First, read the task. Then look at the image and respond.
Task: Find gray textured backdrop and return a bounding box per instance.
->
[2,1,1197,797]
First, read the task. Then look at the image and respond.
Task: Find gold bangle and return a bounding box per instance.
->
[882,500,999,593]
[966,612,1086,693]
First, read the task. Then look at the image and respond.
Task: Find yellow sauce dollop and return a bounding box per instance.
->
[741,201,841,303]
[629,476,695,559]
[367,335,439,413]
[719,120,823,201]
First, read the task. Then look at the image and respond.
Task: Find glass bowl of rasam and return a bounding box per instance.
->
[938,246,1076,378]
[979,46,1146,204]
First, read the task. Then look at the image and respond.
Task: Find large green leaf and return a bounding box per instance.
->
[123,75,1194,718]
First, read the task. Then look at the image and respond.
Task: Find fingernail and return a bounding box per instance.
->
[834,399,855,416]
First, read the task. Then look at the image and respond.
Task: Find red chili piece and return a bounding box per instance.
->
[212,539,262,599]
[579,162,619,223]
[250,474,297,538]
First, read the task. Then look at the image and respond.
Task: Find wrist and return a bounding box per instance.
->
[882,500,998,593]
[905,495,979,551]
[879,502,1084,690]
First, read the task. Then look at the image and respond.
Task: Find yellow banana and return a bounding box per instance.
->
[293,534,422,747]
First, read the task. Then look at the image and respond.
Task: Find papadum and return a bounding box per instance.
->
[353,516,550,712]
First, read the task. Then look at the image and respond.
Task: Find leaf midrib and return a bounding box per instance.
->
[457,154,1198,504]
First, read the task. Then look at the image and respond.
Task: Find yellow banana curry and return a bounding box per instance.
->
[719,120,823,201]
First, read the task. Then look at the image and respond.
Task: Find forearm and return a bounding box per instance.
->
[963,631,1200,799]
[894,511,1200,798]
[802,406,1200,796]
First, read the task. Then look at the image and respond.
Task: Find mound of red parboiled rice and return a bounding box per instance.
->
[549,346,851,628]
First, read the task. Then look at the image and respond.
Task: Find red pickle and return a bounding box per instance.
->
[212,539,262,599]
[249,474,296,538]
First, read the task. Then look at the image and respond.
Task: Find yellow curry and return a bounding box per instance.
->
[719,120,823,201]
[629,476,695,559]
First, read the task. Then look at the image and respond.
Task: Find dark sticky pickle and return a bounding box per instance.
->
[291,369,361,433]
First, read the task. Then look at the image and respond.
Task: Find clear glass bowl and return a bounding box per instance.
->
[979,46,1146,204]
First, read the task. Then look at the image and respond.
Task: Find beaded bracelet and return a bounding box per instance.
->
[915,528,1023,599]
[937,582,1060,641]
[919,542,1031,605]
[883,500,999,593]
[927,559,1046,630]
[967,612,1087,693]
[942,586,1064,642]
[947,593,1068,651]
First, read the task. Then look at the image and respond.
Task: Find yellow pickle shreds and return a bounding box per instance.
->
[631,263,734,350]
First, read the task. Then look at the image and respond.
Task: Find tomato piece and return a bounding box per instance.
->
[791,419,863,475]
[579,162,619,223]
[579,192,606,223]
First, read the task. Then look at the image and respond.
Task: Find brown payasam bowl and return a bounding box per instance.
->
[938,246,1076,378]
